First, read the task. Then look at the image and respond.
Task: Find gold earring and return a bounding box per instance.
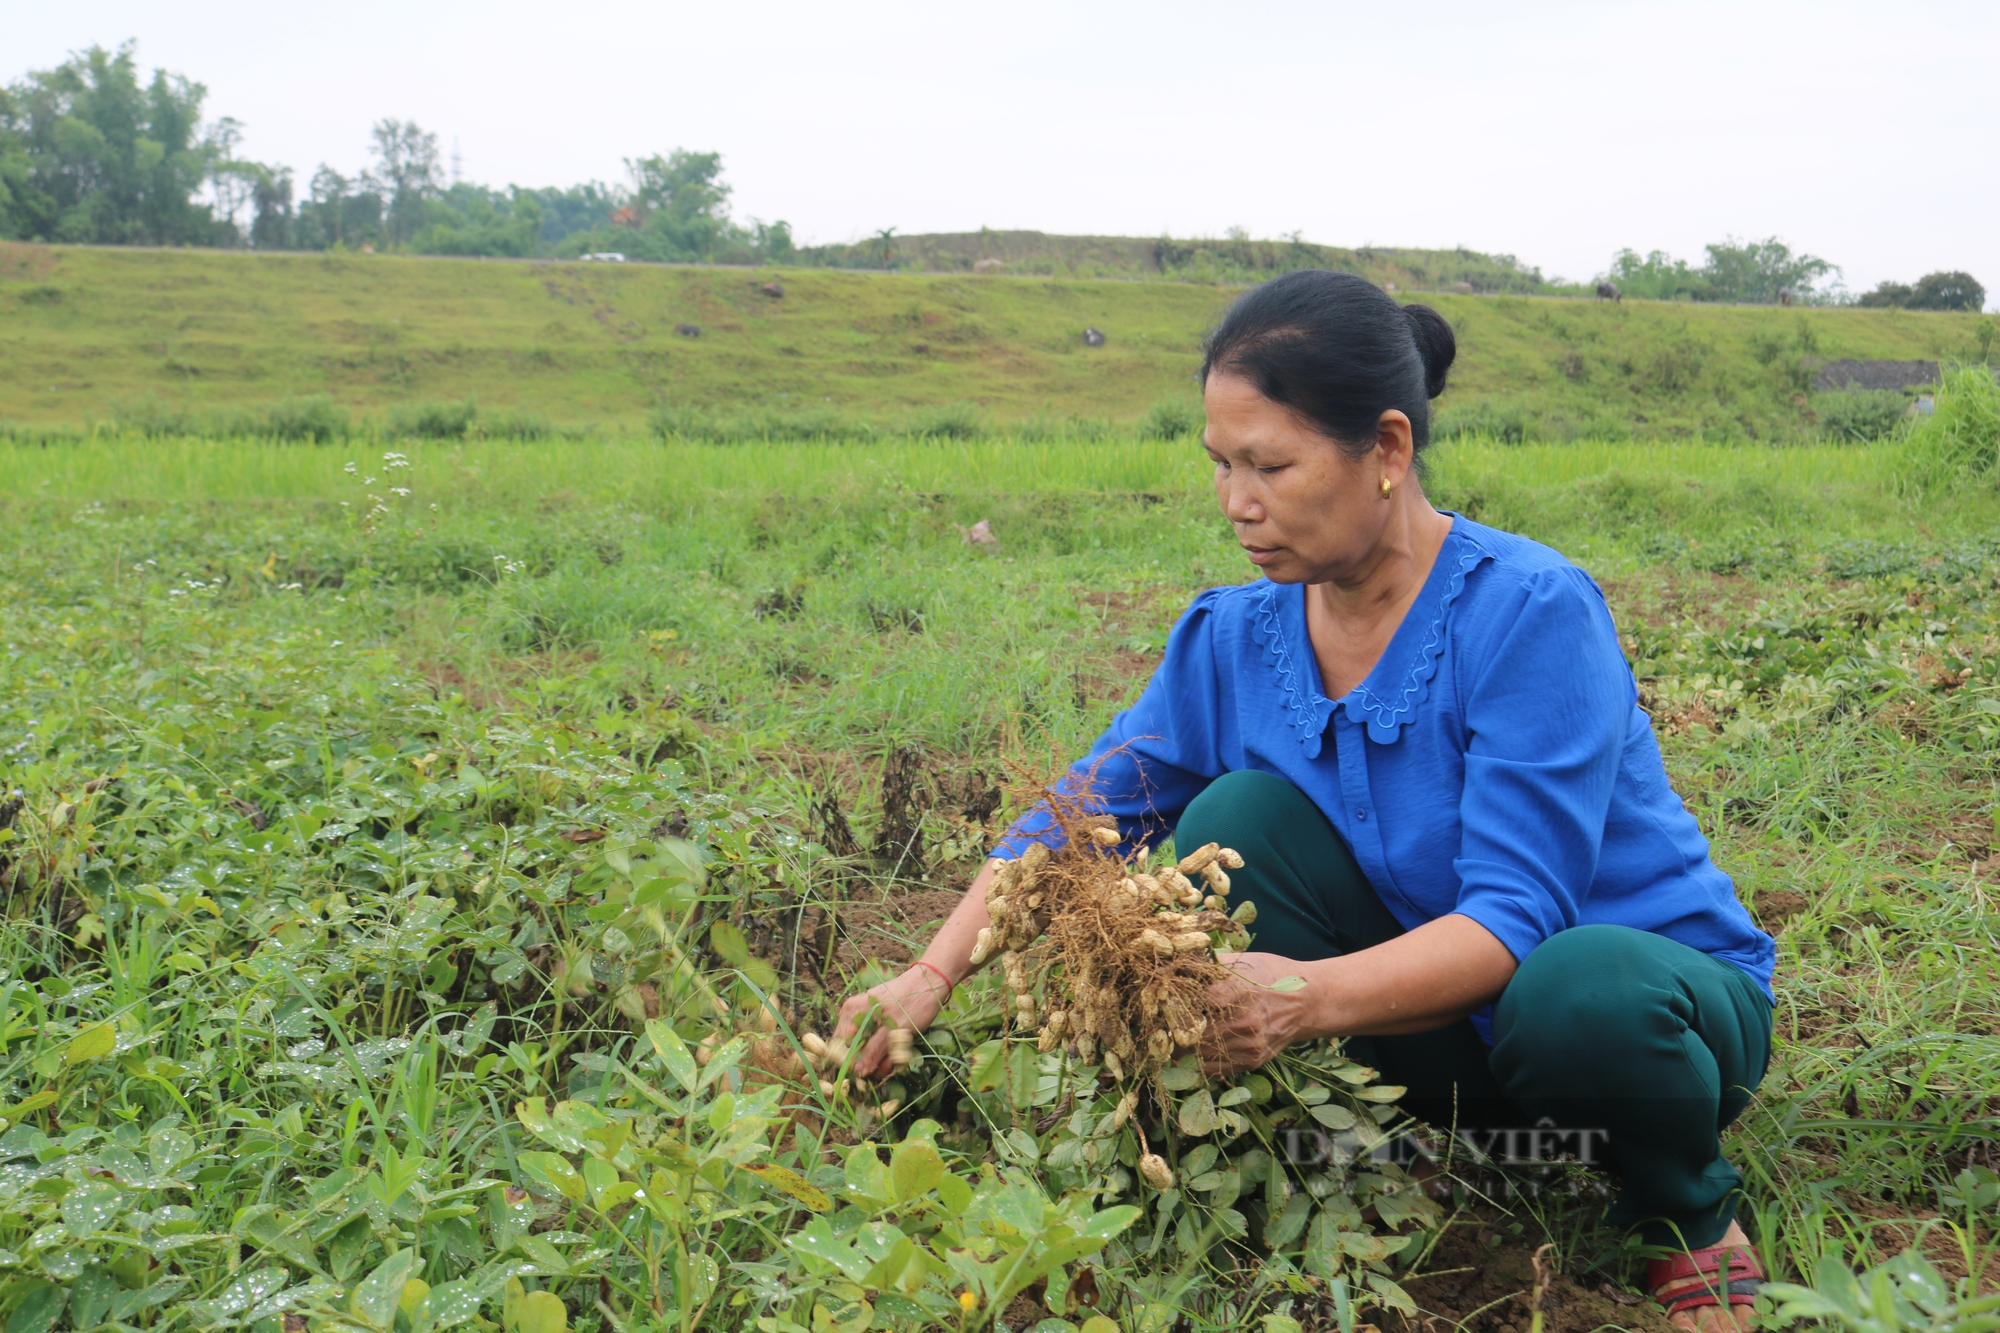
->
[1380,475,1394,499]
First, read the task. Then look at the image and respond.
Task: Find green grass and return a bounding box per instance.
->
[2,241,1993,441]
[1,434,1997,1333]
[794,230,1567,295]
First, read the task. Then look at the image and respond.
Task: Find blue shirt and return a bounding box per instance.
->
[997,514,1775,1042]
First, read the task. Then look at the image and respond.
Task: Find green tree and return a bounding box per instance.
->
[620,149,732,260]
[866,225,900,269]
[551,149,791,264]
[247,164,293,249]
[1603,248,1710,301]
[295,164,381,250]
[0,42,223,244]
[412,184,544,257]
[628,149,728,217]
[751,217,795,261]
[528,181,622,245]
[369,118,442,247]
[1699,235,1839,304]
[1856,271,1986,312]
[203,114,251,242]
[1856,279,1915,308]
[0,87,30,235]
[1600,237,1843,305]
[1908,270,1984,311]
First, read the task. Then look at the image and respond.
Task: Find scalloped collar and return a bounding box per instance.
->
[1250,516,1492,754]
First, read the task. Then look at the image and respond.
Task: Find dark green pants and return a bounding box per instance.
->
[1178,770,1772,1249]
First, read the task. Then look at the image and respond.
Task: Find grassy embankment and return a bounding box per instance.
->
[0,431,1995,1331]
[2,241,1992,440]
[791,231,1569,293]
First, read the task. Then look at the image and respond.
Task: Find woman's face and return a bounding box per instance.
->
[1201,372,1410,585]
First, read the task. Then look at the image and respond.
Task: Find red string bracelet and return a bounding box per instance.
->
[912,960,954,1002]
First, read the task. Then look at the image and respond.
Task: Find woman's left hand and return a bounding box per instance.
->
[1199,951,1327,1077]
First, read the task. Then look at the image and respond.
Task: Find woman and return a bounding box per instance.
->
[833,271,1776,1333]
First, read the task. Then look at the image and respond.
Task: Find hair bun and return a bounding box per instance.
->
[1402,304,1456,399]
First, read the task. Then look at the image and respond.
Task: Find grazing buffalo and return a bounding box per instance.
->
[1083,327,1106,347]
[675,324,701,338]
[1596,281,1623,303]
[973,258,1004,274]
[760,281,785,298]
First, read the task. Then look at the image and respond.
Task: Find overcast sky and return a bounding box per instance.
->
[11,0,1997,301]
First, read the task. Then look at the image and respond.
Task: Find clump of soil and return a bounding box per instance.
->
[1752,889,1810,933]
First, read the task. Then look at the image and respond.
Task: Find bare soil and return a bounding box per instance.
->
[1391,1207,1675,1333]
[833,886,968,969]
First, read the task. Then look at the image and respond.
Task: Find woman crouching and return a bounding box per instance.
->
[835,270,1776,1333]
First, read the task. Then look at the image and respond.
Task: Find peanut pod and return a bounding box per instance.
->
[1176,842,1221,875]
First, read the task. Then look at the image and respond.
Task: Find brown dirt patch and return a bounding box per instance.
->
[1063,586,1178,704]
[1391,1210,1675,1333]
[0,242,57,282]
[1751,890,1809,933]
[778,885,972,989]
[1075,649,1158,705]
[836,887,968,968]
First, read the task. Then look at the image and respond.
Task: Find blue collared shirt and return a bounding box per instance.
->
[997,514,1775,1042]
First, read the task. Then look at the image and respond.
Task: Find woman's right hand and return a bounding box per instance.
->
[824,856,1006,1081]
[832,965,951,1080]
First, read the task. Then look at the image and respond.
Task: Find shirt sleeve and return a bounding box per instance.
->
[1450,565,1631,961]
[992,588,1232,859]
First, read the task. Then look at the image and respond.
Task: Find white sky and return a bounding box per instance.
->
[10,0,1997,302]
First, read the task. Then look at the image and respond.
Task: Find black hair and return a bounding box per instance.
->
[1199,269,1457,459]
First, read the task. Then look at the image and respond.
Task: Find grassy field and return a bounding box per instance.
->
[1,428,1996,1333]
[3,242,1993,440]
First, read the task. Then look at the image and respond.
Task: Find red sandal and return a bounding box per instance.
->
[1646,1242,1765,1321]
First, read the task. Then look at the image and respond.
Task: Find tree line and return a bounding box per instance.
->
[0,43,793,264]
[0,43,1985,310]
[1600,240,1982,311]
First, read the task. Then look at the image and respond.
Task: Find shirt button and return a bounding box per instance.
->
[1356,809,1368,821]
